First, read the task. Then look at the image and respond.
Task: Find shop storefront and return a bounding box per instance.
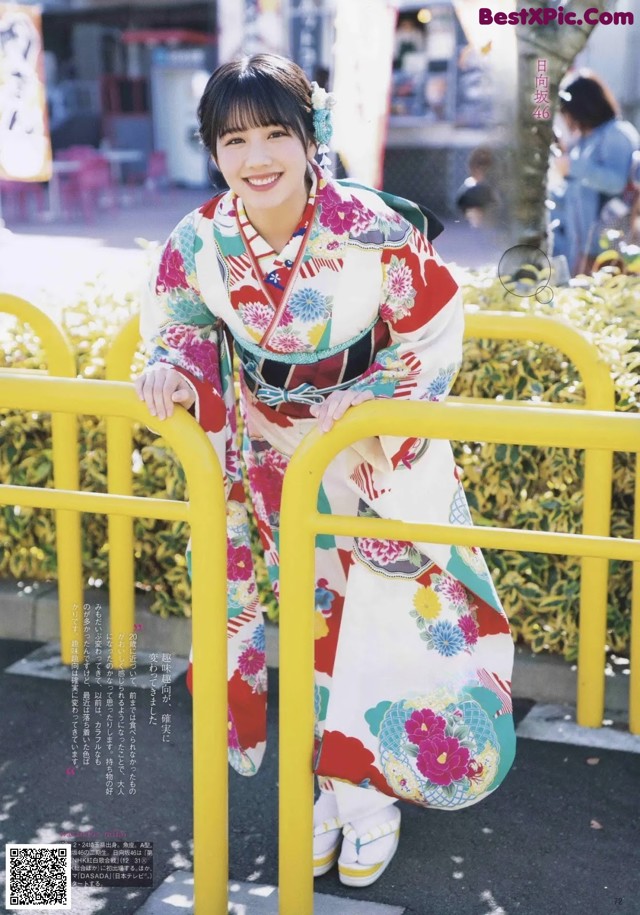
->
[383,1,505,217]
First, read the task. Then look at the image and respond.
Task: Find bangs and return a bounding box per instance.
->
[198,54,315,155]
[215,77,304,140]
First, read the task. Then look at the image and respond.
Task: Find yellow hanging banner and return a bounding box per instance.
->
[0,3,52,182]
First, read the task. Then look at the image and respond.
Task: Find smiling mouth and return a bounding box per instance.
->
[244,173,282,188]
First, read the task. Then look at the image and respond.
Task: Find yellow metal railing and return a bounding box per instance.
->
[0,324,636,914]
[459,312,616,733]
[0,293,82,664]
[105,314,140,668]
[1,302,621,702]
[0,374,228,915]
[277,400,640,915]
[105,311,616,692]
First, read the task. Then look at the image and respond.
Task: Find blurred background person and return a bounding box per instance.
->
[455,145,499,228]
[549,71,639,275]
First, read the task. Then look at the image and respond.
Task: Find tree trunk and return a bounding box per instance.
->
[513,0,606,248]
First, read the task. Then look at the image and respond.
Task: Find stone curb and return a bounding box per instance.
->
[0,578,630,718]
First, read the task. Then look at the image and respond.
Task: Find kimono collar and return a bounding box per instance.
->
[232,162,320,264]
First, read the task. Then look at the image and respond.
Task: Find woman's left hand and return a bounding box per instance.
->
[309,389,375,433]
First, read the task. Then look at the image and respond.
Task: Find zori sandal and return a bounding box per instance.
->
[313,815,343,877]
[338,806,401,887]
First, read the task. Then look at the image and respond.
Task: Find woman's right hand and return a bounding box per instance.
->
[135,365,196,420]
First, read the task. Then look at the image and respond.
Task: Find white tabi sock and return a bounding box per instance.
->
[339,804,400,866]
[313,785,342,857]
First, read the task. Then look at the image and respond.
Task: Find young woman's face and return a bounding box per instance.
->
[214,122,316,217]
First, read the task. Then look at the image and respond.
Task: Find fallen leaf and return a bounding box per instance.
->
[590,819,603,830]
[586,757,600,765]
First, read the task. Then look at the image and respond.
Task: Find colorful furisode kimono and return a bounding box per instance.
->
[140,162,516,816]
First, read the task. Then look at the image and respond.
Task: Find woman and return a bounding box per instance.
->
[136,54,516,888]
[550,71,639,275]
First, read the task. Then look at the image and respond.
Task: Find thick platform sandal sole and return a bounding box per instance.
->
[338,828,400,888]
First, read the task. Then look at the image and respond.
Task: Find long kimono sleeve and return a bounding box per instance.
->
[138,209,268,776]
[348,224,464,473]
[140,210,227,413]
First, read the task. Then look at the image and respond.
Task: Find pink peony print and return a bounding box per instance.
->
[358,538,410,566]
[405,708,447,746]
[318,185,355,234]
[318,185,375,236]
[458,614,479,646]
[238,646,266,678]
[350,200,377,235]
[248,463,283,519]
[157,245,188,292]
[162,325,220,384]
[163,324,193,348]
[228,544,253,581]
[265,449,289,475]
[416,736,471,786]
[183,339,222,385]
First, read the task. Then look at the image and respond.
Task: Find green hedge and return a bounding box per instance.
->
[454,270,638,660]
[0,271,638,658]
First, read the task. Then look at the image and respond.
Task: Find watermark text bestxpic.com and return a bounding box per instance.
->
[479,6,634,26]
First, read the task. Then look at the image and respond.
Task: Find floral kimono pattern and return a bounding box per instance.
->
[140,163,516,810]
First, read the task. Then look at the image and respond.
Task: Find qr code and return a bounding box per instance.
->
[5,844,71,910]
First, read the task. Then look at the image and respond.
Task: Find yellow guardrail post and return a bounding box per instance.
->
[0,294,82,665]
[462,312,616,728]
[0,374,229,915]
[278,400,640,915]
[105,314,141,669]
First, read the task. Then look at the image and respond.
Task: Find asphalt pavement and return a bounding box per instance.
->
[0,636,638,915]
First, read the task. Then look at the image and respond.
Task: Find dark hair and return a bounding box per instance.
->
[197,54,315,158]
[559,71,619,131]
[468,145,494,174]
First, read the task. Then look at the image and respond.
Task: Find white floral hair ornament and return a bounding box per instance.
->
[310,81,337,175]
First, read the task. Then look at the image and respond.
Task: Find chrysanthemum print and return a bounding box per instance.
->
[288,288,331,323]
[381,255,416,321]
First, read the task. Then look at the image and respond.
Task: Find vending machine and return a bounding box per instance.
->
[150,46,210,187]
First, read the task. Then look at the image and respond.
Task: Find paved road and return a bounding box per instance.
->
[0,637,637,915]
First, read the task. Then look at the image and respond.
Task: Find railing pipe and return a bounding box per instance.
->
[464,311,616,727]
[105,314,140,668]
[0,374,228,915]
[278,398,640,915]
[0,294,82,664]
